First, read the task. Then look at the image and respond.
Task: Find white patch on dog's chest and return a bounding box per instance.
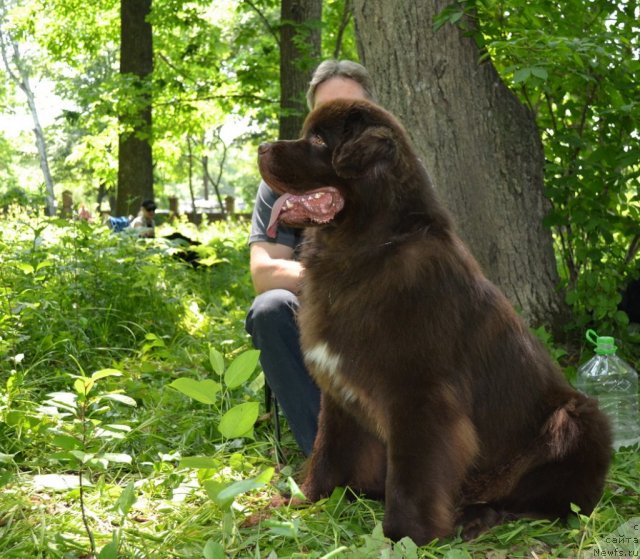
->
[305,342,342,377]
[305,341,387,439]
[304,343,353,399]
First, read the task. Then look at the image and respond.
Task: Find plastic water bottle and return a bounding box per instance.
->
[576,330,640,450]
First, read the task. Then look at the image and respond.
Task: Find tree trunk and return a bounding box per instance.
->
[352,0,564,327]
[21,60,57,217]
[0,8,56,216]
[116,0,153,216]
[202,154,209,201]
[187,135,196,216]
[279,0,322,140]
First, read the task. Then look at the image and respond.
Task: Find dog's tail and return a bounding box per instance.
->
[542,394,611,460]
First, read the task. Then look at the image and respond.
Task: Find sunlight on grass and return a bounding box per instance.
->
[179,299,212,337]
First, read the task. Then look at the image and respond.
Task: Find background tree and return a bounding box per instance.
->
[279,0,322,140]
[116,0,153,216]
[352,0,563,327]
[28,0,119,211]
[472,0,640,334]
[0,0,56,215]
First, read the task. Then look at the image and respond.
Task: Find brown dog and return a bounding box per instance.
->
[258,99,611,544]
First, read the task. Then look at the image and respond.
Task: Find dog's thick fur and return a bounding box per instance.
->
[258,99,611,544]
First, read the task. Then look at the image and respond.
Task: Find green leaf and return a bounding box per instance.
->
[209,347,225,376]
[115,481,137,516]
[224,349,260,389]
[203,480,232,509]
[47,391,78,412]
[91,368,123,381]
[0,472,13,488]
[179,456,220,469]
[102,453,132,464]
[15,262,34,274]
[99,393,137,406]
[287,476,306,501]
[97,542,119,559]
[396,537,419,559]
[203,540,225,559]
[199,255,227,267]
[50,452,80,464]
[169,378,221,404]
[4,411,25,426]
[52,434,81,450]
[264,519,300,539]
[513,67,531,84]
[88,457,110,470]
[144,332,161,341]
[35,259,54,272]
[443,550,472,559]
[218,402,259,439]
[96,424,132,440]
[101,424,132,432]
[0,453,15,464]
[204,467,274,509]
[73,377,93,396]
[530,67,548,80]
[70,450,94,464]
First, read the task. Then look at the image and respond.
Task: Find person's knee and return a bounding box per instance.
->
[246,289,299,335]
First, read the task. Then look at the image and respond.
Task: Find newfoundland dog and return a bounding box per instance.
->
[258,99,611,544]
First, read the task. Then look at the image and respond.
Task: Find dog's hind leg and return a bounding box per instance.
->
[301,393,387,502]
[491,397,612,522]
[383,390,479,545]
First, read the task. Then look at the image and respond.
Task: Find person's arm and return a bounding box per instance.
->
[250,241,304,295]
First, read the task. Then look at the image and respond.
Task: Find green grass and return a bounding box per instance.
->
[0,209,638,558]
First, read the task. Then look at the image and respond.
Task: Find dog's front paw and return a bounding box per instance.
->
[458,504,512,540]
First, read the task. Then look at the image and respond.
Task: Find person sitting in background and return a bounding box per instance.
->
[130,199,157,238]
[76,204,93,222]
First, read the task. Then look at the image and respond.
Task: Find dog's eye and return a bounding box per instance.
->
[310,134,327,148]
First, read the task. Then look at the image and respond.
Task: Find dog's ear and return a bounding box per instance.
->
[332,124,398,178]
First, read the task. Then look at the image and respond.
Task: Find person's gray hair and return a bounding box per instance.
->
[306,59,376,109]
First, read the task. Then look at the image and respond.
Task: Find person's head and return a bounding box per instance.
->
[141,199,157,217]
[306,60,376,110]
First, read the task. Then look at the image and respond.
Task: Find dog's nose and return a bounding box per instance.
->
[258,143,271,155]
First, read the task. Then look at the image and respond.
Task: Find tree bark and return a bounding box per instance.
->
[116,0,153,216]
[353,0,564,327]
[279,0,322,140]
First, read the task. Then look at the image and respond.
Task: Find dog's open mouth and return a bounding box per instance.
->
[267,187,344,238]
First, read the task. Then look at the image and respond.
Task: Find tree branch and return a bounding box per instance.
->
[243,0,280,47]
[154,92,275,106]
[0,14,21,85]
[333,0,353,60]
[625,234,640,266]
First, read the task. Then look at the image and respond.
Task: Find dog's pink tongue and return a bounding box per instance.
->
[266,194,294,238]
[267,188,344,238]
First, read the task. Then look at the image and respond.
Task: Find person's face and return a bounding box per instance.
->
[142,207,155,219]
[313,77,367,108]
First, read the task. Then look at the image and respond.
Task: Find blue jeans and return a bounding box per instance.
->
[245,289,320,455]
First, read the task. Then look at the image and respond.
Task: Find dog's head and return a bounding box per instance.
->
[258,99,414,237]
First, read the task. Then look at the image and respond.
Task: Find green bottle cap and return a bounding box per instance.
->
[586,329,617,355]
